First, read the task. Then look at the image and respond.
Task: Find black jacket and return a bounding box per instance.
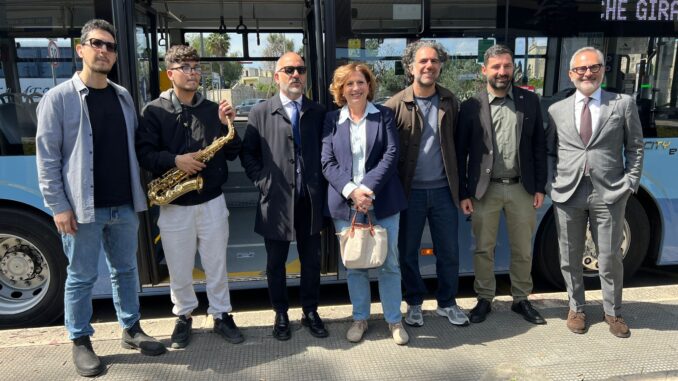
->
[240,94,326,241]
[136,89,242,206]
[457,86,546,200]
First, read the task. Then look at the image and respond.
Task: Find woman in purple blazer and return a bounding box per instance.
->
[321,63,408,345]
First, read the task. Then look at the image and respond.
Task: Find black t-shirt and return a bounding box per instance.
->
[86,86,133,207]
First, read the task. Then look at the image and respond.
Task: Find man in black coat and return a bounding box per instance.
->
[240,52,328,341]
[457,45,547,325]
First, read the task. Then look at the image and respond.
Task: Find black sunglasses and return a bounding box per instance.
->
[278,66,307,75]
[82,38,117,52]
[571,64,603,75]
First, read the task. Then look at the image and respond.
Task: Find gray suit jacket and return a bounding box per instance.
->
[546,90,644,204]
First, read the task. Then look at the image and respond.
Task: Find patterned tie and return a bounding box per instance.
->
[291,101,302,153]
[580,97,592,146]
[580,97,592,175]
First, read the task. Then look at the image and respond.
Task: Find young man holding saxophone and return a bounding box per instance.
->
[136,44,243,349]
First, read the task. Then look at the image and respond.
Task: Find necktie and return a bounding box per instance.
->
[580,97,592,146]
[580,97,592,175]
[290,101,305,198]
[291,101,301,153]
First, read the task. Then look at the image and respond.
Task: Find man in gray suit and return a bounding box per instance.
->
[546,47,644,338]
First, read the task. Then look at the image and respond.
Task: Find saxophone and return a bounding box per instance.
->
[147,118,236,206]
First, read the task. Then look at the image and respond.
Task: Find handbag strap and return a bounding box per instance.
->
[349,211,375,237]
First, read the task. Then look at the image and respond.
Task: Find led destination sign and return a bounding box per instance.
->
[602,0,678,21]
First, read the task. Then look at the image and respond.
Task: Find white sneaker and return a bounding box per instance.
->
[388,322,409,345]
[404,304,424,327]
[436,305,470,326]
[346,320,368,343]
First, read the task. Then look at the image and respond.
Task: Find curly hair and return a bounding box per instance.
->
[81,19,116,42]
[165,44,201,65]
[401,40,448,83]
[329,63,377,107]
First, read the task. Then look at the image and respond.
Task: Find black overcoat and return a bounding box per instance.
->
[240,94,326,241]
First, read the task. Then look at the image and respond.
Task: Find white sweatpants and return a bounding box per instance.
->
[158,195,232,318]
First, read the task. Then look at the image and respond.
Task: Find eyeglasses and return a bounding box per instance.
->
[82,38,117,52]
[169,64,203,75]
[571,64,603,75]
[278,66,307,75]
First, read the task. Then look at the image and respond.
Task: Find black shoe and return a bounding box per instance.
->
[214,313,245,344]
[170,315,193,349]
[72,336,103,377]
[122,321,167,356]
[511,300,546,325]
[469,299,492,323]
[272,312,291,341]
[301,311,329,338]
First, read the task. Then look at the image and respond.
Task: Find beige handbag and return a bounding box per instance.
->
[337,212,388,269]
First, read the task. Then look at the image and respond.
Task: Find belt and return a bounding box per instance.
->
[490,177,520,184]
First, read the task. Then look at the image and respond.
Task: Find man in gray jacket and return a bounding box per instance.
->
[35,19,164,377]
[546,47,644,338]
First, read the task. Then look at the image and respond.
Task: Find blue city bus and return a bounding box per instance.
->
[1,0,676,328]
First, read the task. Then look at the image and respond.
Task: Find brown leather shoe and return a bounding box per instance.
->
[604,314,631,338]
[566,310,587,334]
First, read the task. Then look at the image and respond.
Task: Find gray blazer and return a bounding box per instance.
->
[36,73,147,223]
[240,94,326,241]
[546,90,644,204]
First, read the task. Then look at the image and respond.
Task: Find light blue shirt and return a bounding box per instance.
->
[36,73,147,223]
[339,102,380,199]
[279,92,303,120]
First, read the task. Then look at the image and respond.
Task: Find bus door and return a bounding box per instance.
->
[128,3,162,286]
[140,0,334,290]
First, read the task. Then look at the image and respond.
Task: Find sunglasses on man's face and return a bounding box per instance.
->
[278,66,307,75]
[82,38,118,52]
[570,64,603,76]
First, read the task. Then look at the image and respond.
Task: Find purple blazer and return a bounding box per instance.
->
[321,104,407,221]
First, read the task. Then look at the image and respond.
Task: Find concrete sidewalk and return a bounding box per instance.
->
[1,285,677,381]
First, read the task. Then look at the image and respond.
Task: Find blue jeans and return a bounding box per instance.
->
[334,211,402,324]
[399,187,460,307]
[62,205,141,339]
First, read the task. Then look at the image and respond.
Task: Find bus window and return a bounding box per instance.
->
[0,37,79,156]
[515,37,548,95]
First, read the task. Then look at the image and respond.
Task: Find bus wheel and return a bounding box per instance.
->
[0,207,66,328]
[535,196,650,290]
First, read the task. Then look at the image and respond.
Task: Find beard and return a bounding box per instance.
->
[488,75,512,90]
[87,58,113,75]
[280,79,304,98]
[573,76,602,94]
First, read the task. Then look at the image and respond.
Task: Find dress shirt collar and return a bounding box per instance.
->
[338,102,379,124]
[488,84,513,104]
[575,87,602,104]
[279,92,303,108]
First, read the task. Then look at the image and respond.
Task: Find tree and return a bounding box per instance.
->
[185,33,243,88]
[262,34,296,72]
